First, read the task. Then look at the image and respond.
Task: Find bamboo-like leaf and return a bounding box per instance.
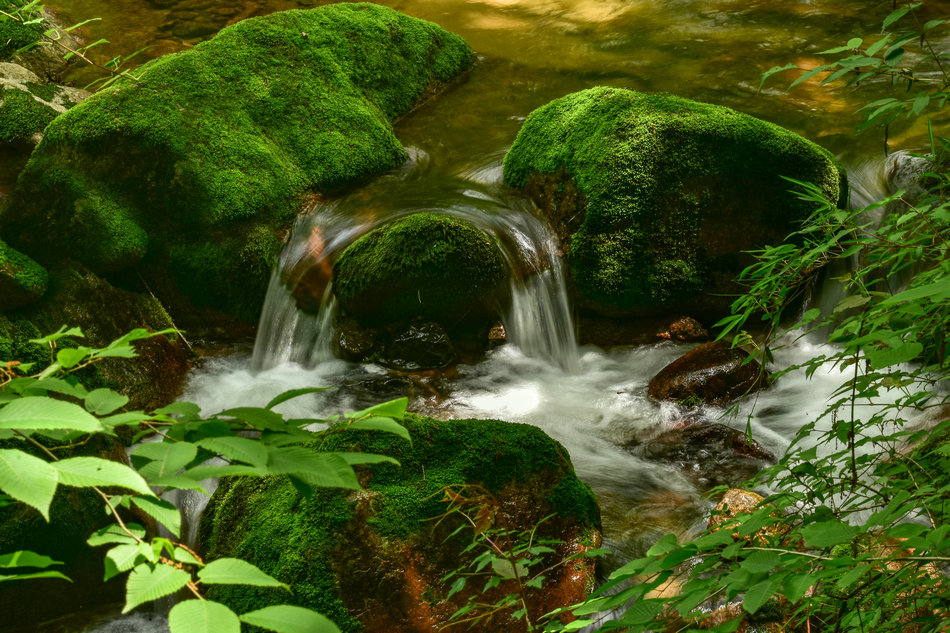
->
[0,449,58,520]
[240,605,341,633]
[123,563,191,613]
[169,600,240,633]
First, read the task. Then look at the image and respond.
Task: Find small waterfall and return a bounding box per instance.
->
[250,154,580,371]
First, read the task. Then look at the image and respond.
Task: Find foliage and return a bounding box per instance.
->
[558,3,950,632]
[439,485,606,632]
[0,325,410,633]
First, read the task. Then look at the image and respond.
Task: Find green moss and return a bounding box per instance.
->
[0,85,57,143]
[198,414,599,627]
[332,213,506,329]
[0,1,43,61]
[6,3,474,320]
[0,238,47,309]
[503,86,846,312]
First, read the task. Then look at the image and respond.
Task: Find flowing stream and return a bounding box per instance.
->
[22,0,950,631]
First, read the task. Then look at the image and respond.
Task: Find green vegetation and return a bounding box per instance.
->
[0,327,412,633]
[503,87,845,316]
[0,238,46,309]
[559,4,950,631]
[333,213,507,329]
[0,0,43,61]
[4,3,475,320]
[198,413,599,631]
[0,85,57,143]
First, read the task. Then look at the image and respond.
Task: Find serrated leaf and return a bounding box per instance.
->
[85,389,129,415]
[197,558,286,588]
[218,407,286,431]
[240,605,341,633]
[196,436,268,468]
[173,548,201,566]
[106,544,143,575]
[743,576,780,614]
[265,387,331,410]
[123,563,191,613]
[345,416,410,443]
[155,402,202,418]
[0,449,58,520]
[267,448,360,489]
[802,521,859,548]
[491,558,528,579]
[56,457,154,496]
[865,342,923,369]
[169,599,240,633]
[0,397,102,434]
[741,550,780,574]
[87,523,146,547]
[132,496,181,538]
[447,576,466,599]
[131,442,198,480]
[783,573,816,603]
[836,564,871,589]
[0,550,61,569]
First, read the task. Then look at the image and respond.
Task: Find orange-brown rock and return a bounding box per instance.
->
[648,340,769,406]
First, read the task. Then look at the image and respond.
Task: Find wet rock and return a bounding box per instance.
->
[334,316,380,362]
[0,62,86,167]
[627,422,774,490]
[504,87,847,322]
[199,414,602,633]
[333,213,507,333]
[0,238,46,309]
[648,340,769,406]
[382,319,457,371]
[5,5,475,324]
[657,316,709,342]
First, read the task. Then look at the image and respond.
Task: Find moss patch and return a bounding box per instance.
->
[0,1,43,62]
[198,414,599,630]
[332,213,507,331]
[0,85,57,143]
[5,4,474,321]
[0,238,46,309]
[503,87,846,317]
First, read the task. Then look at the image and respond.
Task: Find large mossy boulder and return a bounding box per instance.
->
[503,86,847,322]
[198,414,601,632]
[332,213,508,356]
[2,4,474,322]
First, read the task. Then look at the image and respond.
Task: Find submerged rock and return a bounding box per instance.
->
[648,340,769,406]
[504,86,847,323]
[198,414,601,633]
[4,4,475,323]
[626,421,774,490]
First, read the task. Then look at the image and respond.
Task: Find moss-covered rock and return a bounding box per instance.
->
[332,213,508,332]
[0,1,42,63]
[198,414,601,632]
[0,237,46,309]
[0,266,189,410]
[504,86,847,321]
[0,62,87,146]
[3,4,474,322]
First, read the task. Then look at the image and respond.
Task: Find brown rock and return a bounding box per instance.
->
[648,340,768,406]
[657,316,709,342]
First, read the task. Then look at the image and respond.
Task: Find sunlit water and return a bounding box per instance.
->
[16,0,948,630]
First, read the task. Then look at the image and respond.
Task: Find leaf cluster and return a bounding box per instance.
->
[0,326,410,633]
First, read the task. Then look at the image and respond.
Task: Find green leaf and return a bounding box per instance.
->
[56,457,154,496]
[0,397,103,434]
[267,448,360,489]
[743,576,780,614]
[836,564,871,589]
[132,496,181,538]
[646,533,679,557]
[87,523,146,547]
[123,563,191,613]
[491,558,528,580]
[881,280,950,305]
[173,548,201,566]
[740,550,780,574]
[347,397,408,420]
[56,347,91,369]
[155,402,201,418]
[801,521,859,548]
[106,544,143,577]
[0,570,71,583]
[833,294,870,314]
[882,7,910,30]
[198,558,287,588]
[0,550,61,569]
[783,573,816,603]
[218,407,286,431]
[30,326,83,345]
[169,600,240,633]
[131,442,198,479]
[196,436,268,468]
[0,449,58,520]
[865,342,923,369]
[344,416,410,443]
[85,389,129,415]
[447,576,466,599]
[335,452,400,467]
[240,605,341,633]
[265,387,331,410]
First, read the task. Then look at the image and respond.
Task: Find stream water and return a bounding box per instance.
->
[19,0,950,631]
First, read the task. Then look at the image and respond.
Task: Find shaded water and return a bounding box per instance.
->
[20,0,950,630]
